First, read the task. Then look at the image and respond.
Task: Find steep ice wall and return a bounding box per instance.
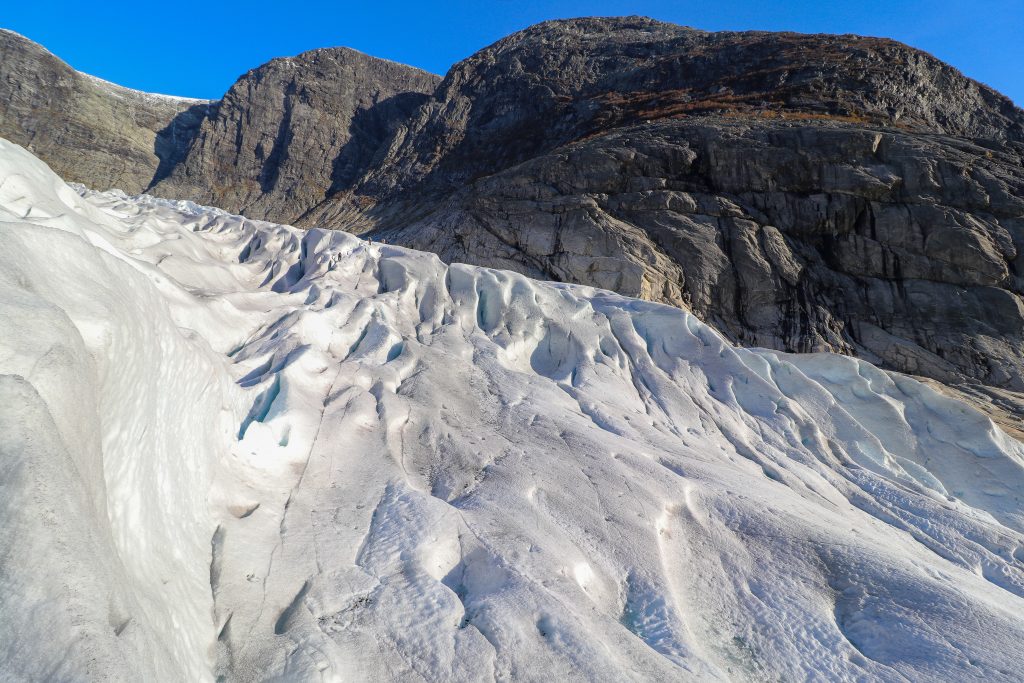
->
[1,137,1023,681]
[0,141,245,679]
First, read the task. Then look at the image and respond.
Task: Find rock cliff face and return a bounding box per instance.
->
[3,17,1023,409]
[0,28,209,194]
[327,16,1022,203]
[149,47,439,221]
[0,29,438,207]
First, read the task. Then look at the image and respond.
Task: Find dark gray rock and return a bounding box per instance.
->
[315,15,1022,209]
[0,28,209,194]
[150,47,439,221]
[0,29,438,212]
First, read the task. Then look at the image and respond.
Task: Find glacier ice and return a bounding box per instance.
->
[1,137,1023,681]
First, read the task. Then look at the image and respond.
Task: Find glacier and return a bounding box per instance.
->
[1,136,1023,681]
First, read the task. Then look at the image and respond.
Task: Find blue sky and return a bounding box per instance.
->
[3,1,1022,104]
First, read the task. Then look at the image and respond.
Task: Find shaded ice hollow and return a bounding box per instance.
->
[0,137,1023,681]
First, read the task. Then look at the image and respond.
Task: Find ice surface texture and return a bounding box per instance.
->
[1,138,1023,681]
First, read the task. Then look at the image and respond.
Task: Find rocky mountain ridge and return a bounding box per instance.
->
[331,16,1023,205]
[0,28,209,194]
[150,47,439,221]
[0,28,439,204]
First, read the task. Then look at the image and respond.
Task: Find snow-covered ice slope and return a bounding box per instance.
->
[1,137,1024,681]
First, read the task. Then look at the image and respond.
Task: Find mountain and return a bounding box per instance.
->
[0,28,438,205]
[149,47,439,222]
[4,137,1024,681]
[330,16,1022,203]
[0,28,210,193]
[2,18,1022,419]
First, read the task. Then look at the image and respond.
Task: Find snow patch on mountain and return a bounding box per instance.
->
[80,72,213,105]
[1,137,1023,681]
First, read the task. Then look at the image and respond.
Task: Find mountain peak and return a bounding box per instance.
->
[447,16,1023,142]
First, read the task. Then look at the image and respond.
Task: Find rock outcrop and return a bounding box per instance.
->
[149,47,439,221]
[0,28,438,207]
[0,28,209,194]
[325,16,1022,204]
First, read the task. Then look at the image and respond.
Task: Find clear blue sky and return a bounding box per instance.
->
[3,0,1022,104]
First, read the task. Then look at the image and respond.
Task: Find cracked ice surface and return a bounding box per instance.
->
[1,137,1023,681]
